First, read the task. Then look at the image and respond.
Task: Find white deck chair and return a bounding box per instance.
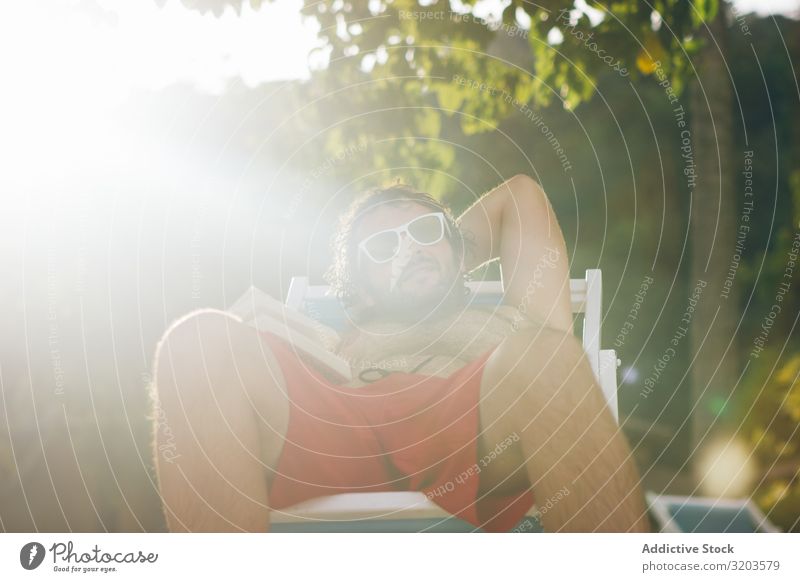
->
[270,269,620,531]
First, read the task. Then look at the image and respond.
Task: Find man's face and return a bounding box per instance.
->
[352,201,464,322]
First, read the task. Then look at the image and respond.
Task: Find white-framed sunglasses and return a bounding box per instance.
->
[357,211,451,265]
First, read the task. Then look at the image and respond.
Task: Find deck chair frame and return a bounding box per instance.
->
[271,268,619,530]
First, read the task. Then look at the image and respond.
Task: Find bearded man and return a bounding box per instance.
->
[152,174,649,533]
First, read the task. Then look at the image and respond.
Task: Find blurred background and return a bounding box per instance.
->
[0,0,798,532]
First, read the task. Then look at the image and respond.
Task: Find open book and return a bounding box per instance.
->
[227,286,352,383]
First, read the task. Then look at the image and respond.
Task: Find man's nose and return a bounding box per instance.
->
[397,231,422,253]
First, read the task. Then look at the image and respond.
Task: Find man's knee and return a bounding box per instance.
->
[152,308,285,407]
[483,326,595,410]
[507,325,585,364]
[156,308,241,368]
[501,324,587,375]
[150,308,290,461]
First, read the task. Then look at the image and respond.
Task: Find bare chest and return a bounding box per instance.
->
[335,306,520,389]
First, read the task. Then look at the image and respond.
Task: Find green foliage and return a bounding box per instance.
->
[738,348,800,531]
[161,0,245,16]
[172,1,718,187]
[284,0,718,180]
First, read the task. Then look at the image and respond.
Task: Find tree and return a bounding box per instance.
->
[686,4,741,454]
[298,0,735,460]
[174,0,744,472]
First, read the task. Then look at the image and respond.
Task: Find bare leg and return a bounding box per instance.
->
[477,325,649,532]
[151,309,290,532]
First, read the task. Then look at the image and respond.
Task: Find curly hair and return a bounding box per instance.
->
[324,183,476,322]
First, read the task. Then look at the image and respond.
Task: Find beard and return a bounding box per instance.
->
[357,267,471,326]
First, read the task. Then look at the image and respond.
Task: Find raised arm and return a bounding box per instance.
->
[455,174,573,333]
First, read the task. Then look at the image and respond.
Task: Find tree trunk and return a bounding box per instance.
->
[688,6,741,460]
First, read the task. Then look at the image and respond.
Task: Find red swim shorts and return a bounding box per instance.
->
[258,331,535,532]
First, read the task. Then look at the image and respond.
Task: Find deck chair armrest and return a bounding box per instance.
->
[598,349,620,422]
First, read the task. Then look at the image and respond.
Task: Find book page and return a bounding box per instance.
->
[227,286,351,382]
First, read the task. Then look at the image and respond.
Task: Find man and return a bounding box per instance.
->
[152,174,649,532]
